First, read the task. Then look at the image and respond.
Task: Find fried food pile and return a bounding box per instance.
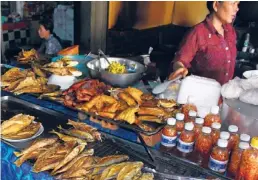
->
[63,79,112,107]
[42,59,82,76]
[13,120,154,180]
[1,114,41,140]
[17,49,38,63]
[1,68,60,95]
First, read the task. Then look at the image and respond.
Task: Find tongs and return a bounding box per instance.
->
[98,49,111,65]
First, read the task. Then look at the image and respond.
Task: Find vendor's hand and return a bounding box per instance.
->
[168,67,188,80]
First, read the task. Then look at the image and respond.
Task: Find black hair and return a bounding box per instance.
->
[39,19,54,33]
[207,1,214,13]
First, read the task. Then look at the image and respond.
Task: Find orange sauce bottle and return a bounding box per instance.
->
[186,110,197,123]
[211,122,221,146]
[161,118,177,147]
[177,122,195,153]
[204,106,221,127]
[240,133,251,143]
[195,127,213,155]
[181,96,197,120]
[228,125,240,151]
[194,118,204,139]
[175,113,185,136]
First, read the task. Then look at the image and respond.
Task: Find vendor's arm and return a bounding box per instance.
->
[169,28,198,80]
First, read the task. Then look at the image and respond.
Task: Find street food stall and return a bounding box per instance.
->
[1,1,258,180]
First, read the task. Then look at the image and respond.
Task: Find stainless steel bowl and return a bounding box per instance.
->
[86,57,146,87]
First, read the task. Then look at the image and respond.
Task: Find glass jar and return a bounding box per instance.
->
[208,139,229,173]
[161,118,177,147]
[211,122,221,146]
[228,142,250,178]
[181,96,197,120]
[240,133,251,143]
[195,127,213,155]
[236,137,258,180]
[194,118,204,139]
[176,113,185,136]
[204,106,221,127]
[186,110,197,123]
[177,122,195,153]
[228,125,240,151]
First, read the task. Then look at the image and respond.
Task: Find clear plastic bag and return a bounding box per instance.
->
[239,88,258,105]
[221,77,243,99]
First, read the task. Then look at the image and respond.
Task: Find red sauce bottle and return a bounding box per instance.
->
[186,110,197,123]
[181,96,197,120]
[175,113,185,136]
[161,118,177,147]
[194,118,204,139]
[195,127,213,155]
[204,106,221,127]
[240,133,251,143]
[208,139,229,173]
[211,122,221,146]
[228,125,240,151]
[177,122,195,153]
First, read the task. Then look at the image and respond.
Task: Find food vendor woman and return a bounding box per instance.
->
[37,19,62,56]
[169,1,239,85]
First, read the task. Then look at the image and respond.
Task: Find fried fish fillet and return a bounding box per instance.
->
[141,99,158,108]
[158,99,177,108]
[79,95,102,112]
[102,102,120,113]
[11,76,38,92]
[3,78,24,90]
[118,92,137,106]
[97,112,116,119]
[1,68,26,82]
[137,116,164,124]
[117,100,129,111]
[124,87,143,104]
[140,93,154,101]
[42,67,71,76]
[116,107,139,124]
[1,114,35,135]
[3,122,41,139]
[138,107,168,117]
[100,95,117,105]
[52,143,86,173]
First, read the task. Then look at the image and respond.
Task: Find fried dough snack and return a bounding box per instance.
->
[116,107,139,124]
[118,92,137,106]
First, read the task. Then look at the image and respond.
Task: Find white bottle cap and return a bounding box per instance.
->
[202,126,211,134]
[228,125,238,133]
[211,106,220,114]
[167,118,176,126]
[189,110,197,117]
[239,142,250,150]
[188,96,194,104]
[195,118,204,125]
[185,122,194,131]
[240,134,251,142]
[217,139,228,148]
[220,131,230,140]
[176,113,184,121]
[211,122,221,129]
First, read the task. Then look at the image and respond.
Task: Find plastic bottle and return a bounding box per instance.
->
[175,113,185,136]
[195,127,213,155]
[208,139,229,173]
[161,118,177,147]
[194,118,204,139]
[181,96,197,120]
[177,122,195,153]
[204,106,221,127]
[228,125,240,151]
[211,122,221,146]
[220,131,230,141]
[240,133,251,143]
[228,142,250,178]
[236,137,258,180]
[186,110,197,123]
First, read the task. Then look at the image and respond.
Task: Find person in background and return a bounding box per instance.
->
[37,19,62,56]
[169,1,239,85]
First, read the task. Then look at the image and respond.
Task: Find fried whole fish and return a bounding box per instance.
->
[90,155,129,169]
[117,162,144,180]
[31,63,47,77]
[52,143,86,173]
[53,149,94,175]
[14,137,58,157]
[1,114,35,135]
[1,68,26,82]
[137,173,154,180]
[57,125,95,142]
[99,162,131,180]
[3,122,41,139]
[67,120,102,141]
[50,129,87,145]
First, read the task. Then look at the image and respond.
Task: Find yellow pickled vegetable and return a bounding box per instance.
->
[107,61,126,74]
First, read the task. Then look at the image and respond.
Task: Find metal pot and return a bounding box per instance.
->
[86,57,146,87]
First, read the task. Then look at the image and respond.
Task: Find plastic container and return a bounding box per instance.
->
[181,96,197,120]
[194,118,204,138]
[208,139,229,173]
[177,75,221,117]
[240,133,251,143]
[204,106,221,127]
[228,125,240,151]
[236,137,258,180]
[176,113,185,135]
[228,142,250,178]
[211,122,221,146]
[220,131,230,141]
[186,110,197,123]
[161,118,177,147]
[177,122,195,153]
[195,127,213,155]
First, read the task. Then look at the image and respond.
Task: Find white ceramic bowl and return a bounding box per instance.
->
[243,70,258,79]
[47,74,77,90]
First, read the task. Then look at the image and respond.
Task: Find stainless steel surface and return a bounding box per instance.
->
[98,49,111,65]
[86,57,146,87]
[221,98,258,137]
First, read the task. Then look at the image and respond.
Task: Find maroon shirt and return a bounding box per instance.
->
[173,16,237,85]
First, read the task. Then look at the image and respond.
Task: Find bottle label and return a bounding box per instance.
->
[208,156,228,173]
[161,134,177,147]
[177,139,194,153]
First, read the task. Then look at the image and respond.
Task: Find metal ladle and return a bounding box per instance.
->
[98,49,111,65]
